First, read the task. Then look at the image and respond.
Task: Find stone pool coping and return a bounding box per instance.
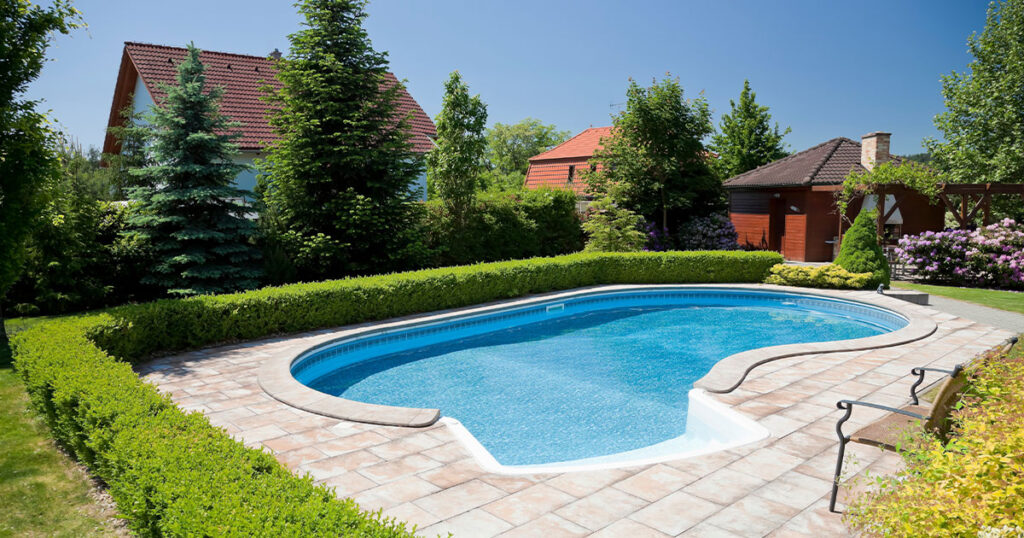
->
[258,284,938,428]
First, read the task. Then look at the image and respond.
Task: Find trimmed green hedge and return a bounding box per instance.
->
[11,251,781,535]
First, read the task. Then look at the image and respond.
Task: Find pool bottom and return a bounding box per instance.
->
[443,388,770,475]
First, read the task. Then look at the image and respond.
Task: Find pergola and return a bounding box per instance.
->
[868,182,1024,238]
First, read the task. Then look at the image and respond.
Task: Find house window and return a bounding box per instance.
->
[568,165,576,183]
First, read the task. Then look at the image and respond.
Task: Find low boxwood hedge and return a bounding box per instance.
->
[11,251,781,536]
[763,263,874,290]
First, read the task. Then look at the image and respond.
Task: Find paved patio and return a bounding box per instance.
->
[139,290,1014,537]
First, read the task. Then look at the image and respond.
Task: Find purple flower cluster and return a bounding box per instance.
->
[677,213,739,251]
[643,222,671,252]
[895,218,1024,289]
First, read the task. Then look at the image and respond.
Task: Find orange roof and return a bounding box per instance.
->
[529,126,612,162]
[104,42,436,154]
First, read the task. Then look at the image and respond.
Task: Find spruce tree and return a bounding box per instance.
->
[710,79,790,179]
[127,44,261,297]
[259,0,425,278]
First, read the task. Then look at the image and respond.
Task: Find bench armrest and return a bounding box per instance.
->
[909,365,963,405]
[834,399,927,442]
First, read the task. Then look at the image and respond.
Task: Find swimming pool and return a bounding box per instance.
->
[290,288,908,471]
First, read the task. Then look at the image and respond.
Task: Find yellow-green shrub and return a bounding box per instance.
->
[846,343,1024,536]
[11,250,782,535]
[763,263,874,289]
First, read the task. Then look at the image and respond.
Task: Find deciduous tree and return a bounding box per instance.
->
[587,76,721,232]
[0,0,80,342]
[925,0,1024,219]
[709,79,789,179]
[426,71,487,220]
[126,44,261,296]
[481,118,569,191]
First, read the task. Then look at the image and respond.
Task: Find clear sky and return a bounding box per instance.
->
[28,0,989,156]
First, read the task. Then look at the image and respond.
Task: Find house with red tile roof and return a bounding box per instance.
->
[723,132,945,262]
[524,126,611,197]
[104,42,437,199]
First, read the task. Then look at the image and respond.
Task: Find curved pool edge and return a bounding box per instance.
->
[442,389,771,475]
[257,284,938,429]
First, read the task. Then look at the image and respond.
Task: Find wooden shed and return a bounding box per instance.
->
[723,132,945,262]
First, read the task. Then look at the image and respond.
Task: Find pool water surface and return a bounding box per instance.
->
[295,290,904,467]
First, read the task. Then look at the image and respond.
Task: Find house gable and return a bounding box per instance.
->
[104,42,436,156]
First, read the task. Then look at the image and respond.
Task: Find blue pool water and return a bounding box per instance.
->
[295,289,905,466]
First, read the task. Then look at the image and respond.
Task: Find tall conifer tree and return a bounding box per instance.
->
[709,80,790,179]
[127,44,261,296]
[259,0,424,278]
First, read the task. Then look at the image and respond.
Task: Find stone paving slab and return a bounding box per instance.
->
[138,288,1015,537]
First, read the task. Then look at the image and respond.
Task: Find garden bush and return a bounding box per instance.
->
[11,250,781,535]
[895,218,1024,290]
[835,210,891,288]
[763,263,873,289]
[423,188,583,266]
[677,212,739,251]
[846,341,1024,537]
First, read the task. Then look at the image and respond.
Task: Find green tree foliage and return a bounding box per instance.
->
[6,140,156,315]
[127,44,261,297]
[837,160,944,214]
[481,118,569,191]
[0,0,80,341]
[259,0,425,278]
[709,79,790,179]
[925,0,1024,219]
[104,104,152,199]
[426,71,488,219]
[423,188,583,265]
[8,140,113,314]
[582,187,647,252]
[587,76,721,232]
[835,210,891,288]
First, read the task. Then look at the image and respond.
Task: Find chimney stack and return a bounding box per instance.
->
[269,48,282,61]
[860,131,891,171]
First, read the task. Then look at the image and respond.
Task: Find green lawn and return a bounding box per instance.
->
[0,323,118,537]
[892,282,1024,315]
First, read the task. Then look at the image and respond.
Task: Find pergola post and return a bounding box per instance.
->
[875,185,885,241]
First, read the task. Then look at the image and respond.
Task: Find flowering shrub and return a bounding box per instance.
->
[846,340,1024,536]
[643,222,671,252]
[895,218,1024,289]
[677,213,739,250]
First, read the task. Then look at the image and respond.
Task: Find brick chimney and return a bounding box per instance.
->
[860,131,891,170]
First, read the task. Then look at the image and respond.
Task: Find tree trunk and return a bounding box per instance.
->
[0,300,9,354]
[661,189,668,232]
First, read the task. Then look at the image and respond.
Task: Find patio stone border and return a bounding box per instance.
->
[258,284,937,428]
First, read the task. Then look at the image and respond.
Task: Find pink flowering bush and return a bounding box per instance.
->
[895,218,1024,289]
[677,213,739,251]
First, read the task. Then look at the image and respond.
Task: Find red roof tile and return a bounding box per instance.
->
[529,126,613,162]
[723,137,905,188]
[112,42,436,153]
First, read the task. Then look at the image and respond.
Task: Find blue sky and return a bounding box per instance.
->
[28,0,989,156]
